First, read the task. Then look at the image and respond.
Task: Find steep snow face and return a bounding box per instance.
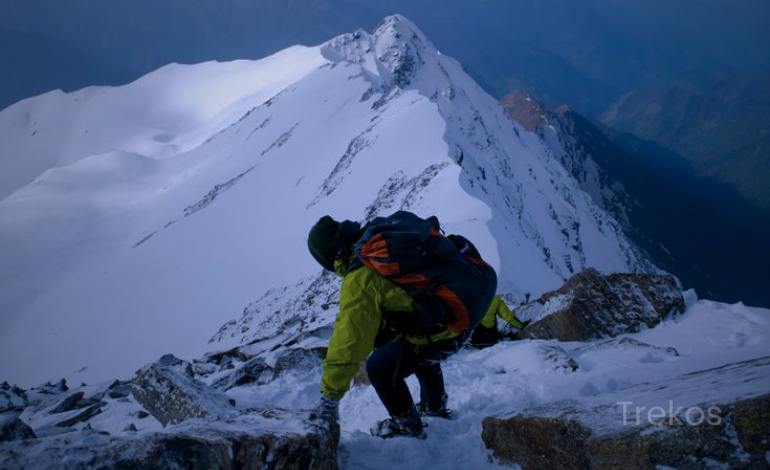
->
[500,91,636,231]
[0,15,649,386]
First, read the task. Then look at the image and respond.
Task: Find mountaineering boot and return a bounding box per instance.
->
[370,406,426,439]
[417,392,453,419]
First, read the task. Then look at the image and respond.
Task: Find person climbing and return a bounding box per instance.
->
[469,295,531,349]
[307,211,496,439]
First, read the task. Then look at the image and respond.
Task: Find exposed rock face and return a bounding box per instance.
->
[49,391,85,414]
[517,269,684,341]
[2,350,340,468]
[500,90,548,131]
[482,416,591,469]
[0,412,35,442]
[0,410,339,469]
[132,354,234,426]
[482,392,770,469]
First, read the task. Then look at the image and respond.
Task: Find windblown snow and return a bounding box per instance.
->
[3,15,646,387]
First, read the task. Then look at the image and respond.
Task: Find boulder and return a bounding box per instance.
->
[0,412,35,442]
[212,357,273,391]
[0,410,339,469]
[54,403,103,428]
[49,391,85,414]
[32,379,69,396]
[106,380,134,399]
[212,347,326,391]
[482,392,770,469]
[273,348,325,376]
[132,354,234,426]
[517,269,684,341]
[0,383,27,412]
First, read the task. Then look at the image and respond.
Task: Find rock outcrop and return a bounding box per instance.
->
[482,353,770,470]
[0,383,27,412]
[483,393,770,469]
[1,352,341,469]
[517,269,684,341]
[132,354,235,426]
[0,412,35,442]
[0,410,339,469]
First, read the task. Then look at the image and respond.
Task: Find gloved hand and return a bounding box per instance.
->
[311,396,340,422]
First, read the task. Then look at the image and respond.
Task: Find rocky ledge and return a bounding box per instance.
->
[0,355,339,469]
[516,268,684,341]
[482,355,770,469]
[1,410,338,469]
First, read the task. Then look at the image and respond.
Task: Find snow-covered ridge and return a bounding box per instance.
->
[2,15,650,387]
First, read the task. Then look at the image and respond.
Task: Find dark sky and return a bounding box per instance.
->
[1,0,768,112]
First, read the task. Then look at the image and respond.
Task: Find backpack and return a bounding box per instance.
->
[353,211,497,337]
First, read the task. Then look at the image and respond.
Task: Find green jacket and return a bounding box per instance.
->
[321,266,457,399]
[479,295,525,330]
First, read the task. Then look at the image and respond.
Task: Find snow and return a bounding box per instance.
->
[2,14,768,468]
[0,15,651,388]
[212,296,770,469]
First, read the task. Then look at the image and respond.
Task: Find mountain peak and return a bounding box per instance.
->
[321,14,436,89]
[372,14,430,47]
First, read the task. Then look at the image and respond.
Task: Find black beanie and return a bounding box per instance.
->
[307,216,341,271]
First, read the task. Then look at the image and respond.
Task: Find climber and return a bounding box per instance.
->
[307,212,496,439]
[469,295,531,348]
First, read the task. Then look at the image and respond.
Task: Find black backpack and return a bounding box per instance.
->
[353,211,497,337]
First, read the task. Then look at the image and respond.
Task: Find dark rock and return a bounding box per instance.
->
[500,90,548,131]
[517,269,684,341]
[191,362,218,377]
[132,354,234,426]
[136,410,149,419]
[32,379,69,395]
[482,392,770,469]
[0,382,27,412]
[482,416,592,469]
[123,423,138,432]
[0,409,340,469]
[273,348,325,376]
[49,391,84,414]
[54,403,102,427]
[157,353,193,373]
[203,346,250,365]
[107,386,132,399]
[212,357,273,391]
[107,380,134,399]
[211,347,325,392]
[732,394,770,456]
[0,412,36,442]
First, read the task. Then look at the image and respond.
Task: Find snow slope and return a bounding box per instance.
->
[0,15,650,387]
[208,288,769,468]
[8,294,769,469]
[336,296,770,468]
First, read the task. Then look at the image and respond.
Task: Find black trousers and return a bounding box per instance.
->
[366,337,462,417]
